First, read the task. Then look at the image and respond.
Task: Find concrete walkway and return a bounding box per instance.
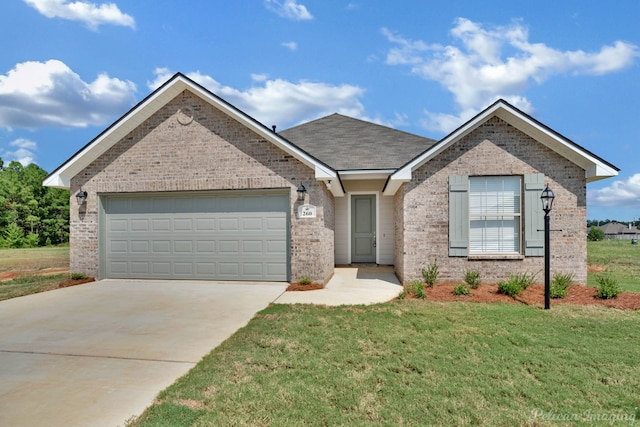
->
[275,265,403,306]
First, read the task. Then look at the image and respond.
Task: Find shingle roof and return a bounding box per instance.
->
[279,113,437,170]
[598,222,639,235]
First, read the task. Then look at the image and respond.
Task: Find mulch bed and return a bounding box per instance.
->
[57,277,96,288]
[286,282,325,291]
[413,282,640,310]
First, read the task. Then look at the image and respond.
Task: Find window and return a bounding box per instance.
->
[469,176,521,254]
[449,174,543,258]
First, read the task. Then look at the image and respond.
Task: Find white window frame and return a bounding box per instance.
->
[468,176,522,255]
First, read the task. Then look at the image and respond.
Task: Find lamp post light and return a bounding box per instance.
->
[540,184,555,310]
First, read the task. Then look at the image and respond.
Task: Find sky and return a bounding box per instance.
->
[1,0,639,221]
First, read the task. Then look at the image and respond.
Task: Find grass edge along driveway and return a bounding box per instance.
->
[131,301,639,426]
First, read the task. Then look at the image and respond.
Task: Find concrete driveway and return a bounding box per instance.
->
[0,279,287,427]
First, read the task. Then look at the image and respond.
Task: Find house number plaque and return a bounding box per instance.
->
[298,204,317,219]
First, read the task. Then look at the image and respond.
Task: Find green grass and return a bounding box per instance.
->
[132,302,640,426]
[0,274,68,301]
[0,246,70,301]
[0,246,69,273]
[587,240,640,293]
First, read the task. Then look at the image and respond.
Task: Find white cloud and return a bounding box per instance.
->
[2,138,38,166]
[0,59,137,129]
[281,41,298,51]
[265,0,313,21]
[148,68,366,129]
[383,18,640,133]
[23,0,135,29]
[588,174,640,208]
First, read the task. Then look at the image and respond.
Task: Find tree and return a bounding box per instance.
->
[587,227,605,241]
[0,158,70,246]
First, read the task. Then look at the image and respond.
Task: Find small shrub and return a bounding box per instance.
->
[298,276,313,285]
[453,284,471,296]
[70,272,87,280]
[497,272,537,298]
[463,269,481,289]
[421,259,439,287]
[550,273,573,299]
[497,280,523,297]
[401,280,426,299]
[595,274,621,299]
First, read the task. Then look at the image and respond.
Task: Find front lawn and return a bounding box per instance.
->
[132,301,639,426]
[587,240,640,293]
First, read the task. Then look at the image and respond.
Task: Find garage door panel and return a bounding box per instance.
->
[104,192,289,281]
[196,218,215,231]
[196,240,216,253]
[130,241,149,253]
[173,218,193,231]
[173,240,193,253]
[152,219,171,231]
[152,241,171,253]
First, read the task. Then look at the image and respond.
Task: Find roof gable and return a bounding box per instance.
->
[383,99,619,195]
[44,73,342,195]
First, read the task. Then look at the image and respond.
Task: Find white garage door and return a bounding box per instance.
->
[101,191,289,281]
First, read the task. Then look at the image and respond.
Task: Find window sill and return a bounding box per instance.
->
[468,254,525,261]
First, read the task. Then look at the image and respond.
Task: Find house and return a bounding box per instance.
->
[44,73,619,285]
[598,222,639,240]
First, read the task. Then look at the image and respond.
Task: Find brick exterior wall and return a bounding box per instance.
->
[395,117,587,284]
[69,90,334,283]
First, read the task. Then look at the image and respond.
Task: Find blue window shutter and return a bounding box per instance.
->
[449,175,469,256]
[524,173,545,256]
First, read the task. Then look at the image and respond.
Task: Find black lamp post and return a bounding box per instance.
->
[540,184,555,310]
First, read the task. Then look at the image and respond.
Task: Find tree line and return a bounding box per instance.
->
[0,158,69,248]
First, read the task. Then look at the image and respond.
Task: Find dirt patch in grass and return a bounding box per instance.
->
[587,264,608,273]
[415,282,640,310]
[286,282,325,291]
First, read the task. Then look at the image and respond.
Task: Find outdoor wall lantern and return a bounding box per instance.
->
[540,184,555,310]
[76,190,88,206]
[297,183,307,202]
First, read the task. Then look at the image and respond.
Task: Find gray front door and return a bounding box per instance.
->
[101,191,289,281]
[351,195,376,263]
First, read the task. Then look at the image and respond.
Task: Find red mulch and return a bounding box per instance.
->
[57,277,96,288]
[286,282,325,291]
[410,282,640,310]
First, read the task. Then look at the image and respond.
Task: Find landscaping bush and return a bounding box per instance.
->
[550,273,573,299]
[463,269,481,289]
[595,274,621,299]
[401,280,426,299]
[497,280,523,297]
[453,284,471,296]
[298,276,313,285]
[497,272,537,297]
[421,259,439,287]
[70,272,87,280]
